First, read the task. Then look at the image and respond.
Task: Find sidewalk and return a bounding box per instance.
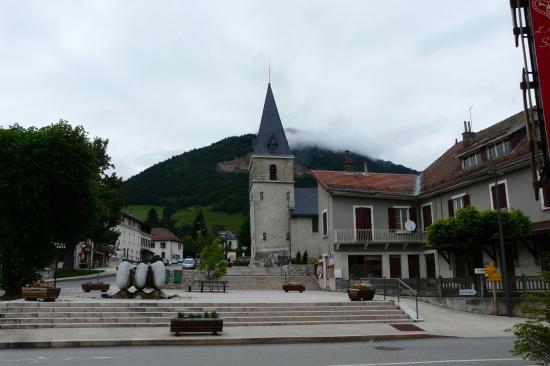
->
[0,291,525,349]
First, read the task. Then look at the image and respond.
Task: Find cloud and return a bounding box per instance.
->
[0,0,525,178]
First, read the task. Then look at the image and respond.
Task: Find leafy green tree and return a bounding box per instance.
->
[191,208,207,241]
[161,202,177,231]
[237,215,251,257]
[0,121,121,296]
[511,254,550,365]
[198,237,227,282]
[145,207,160,226]
[427,206,531,248]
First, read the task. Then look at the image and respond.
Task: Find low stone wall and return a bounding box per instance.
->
[418,296,531,317]
[282,264,314,276]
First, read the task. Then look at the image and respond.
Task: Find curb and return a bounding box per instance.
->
[0,333,445,349]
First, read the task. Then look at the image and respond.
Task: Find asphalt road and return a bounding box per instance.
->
[0,337,534,366]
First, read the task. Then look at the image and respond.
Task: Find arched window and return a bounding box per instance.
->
[269,164,277,180]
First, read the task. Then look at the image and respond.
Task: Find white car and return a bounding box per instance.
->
[182,258,196,270]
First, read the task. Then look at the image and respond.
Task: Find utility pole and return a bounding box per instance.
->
[488,161,512,316]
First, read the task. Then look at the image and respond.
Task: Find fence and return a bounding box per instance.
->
[334,228,426,244]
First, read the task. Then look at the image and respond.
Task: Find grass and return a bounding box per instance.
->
[55,269,104,278]
[123,205,244,233]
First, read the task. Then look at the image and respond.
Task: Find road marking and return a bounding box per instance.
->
[329,359,523,366]
[1,356,120,363]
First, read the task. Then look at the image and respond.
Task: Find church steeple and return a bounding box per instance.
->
[253,84,291,155]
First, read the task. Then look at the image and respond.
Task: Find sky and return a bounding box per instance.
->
[0,1,525,179]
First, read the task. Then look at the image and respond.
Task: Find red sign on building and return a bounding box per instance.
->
[530,1,550,155]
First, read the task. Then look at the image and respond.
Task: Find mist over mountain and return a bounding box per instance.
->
[121,134,418,214]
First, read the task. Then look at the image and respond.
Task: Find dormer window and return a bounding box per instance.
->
[462,151,481,170]
[268,135,278,154]
[488,140,510,160]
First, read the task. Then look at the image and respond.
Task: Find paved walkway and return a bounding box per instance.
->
[0,287,525,349]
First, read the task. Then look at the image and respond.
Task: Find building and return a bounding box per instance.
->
[248,84,321,265]
[115,213,151,263]
[149,227,184,263]
[312,111,550,290]
[218,230,238,261]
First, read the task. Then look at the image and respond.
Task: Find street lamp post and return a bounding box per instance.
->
[488,161,512,316]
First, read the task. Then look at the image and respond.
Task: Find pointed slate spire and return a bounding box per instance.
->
[253,83,291,155]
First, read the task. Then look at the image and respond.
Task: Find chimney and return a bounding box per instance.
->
[462,120,475,146]
[343,150,355,171]
[363,161,369,176]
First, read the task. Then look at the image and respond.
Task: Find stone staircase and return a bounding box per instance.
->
[222,266,320,291]
[0,301,411,329]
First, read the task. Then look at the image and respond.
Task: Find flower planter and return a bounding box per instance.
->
[283,283,305,292]
[170,318,223,335]
[348,288,375,301]
[82,283,110,292]
[22,287,60,302]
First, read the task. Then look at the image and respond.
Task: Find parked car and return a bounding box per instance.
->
[182,258,196,270]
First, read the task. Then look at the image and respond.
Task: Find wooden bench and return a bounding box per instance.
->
[198,280,228,293]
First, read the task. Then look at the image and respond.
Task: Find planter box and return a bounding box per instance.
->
[170,318,223,335]
[348,288,375,301]
[82,283,110,292]
[283,283,305,292]
[22,287,60,302]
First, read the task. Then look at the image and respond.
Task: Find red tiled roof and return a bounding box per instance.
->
[311,170,418,196]
[420,111,529,194]
[151,227,184,243]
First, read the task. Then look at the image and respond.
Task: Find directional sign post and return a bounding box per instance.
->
[53,243,66,288]
[484,263,502,315]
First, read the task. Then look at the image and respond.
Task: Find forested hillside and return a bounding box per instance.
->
[121,134,418,214]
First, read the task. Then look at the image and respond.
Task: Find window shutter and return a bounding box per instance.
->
[355,207,365,230]
[448,199,454,217]
[409,208,417,228]
[388,207,396,230]
[322,212,328,236]
[544,187,550,208]
[463,194,471,207]
[498,183,507,209]
[422,205,432,228]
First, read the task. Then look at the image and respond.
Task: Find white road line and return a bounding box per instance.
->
[329,358,523,366]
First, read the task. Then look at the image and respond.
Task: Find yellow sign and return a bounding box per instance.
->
[484,263,502,282]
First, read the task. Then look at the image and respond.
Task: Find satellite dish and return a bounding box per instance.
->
[404,220,416,232]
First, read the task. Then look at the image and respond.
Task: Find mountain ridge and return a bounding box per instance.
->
[120,134,418,214]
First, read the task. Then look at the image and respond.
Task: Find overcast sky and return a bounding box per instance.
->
[0,1,524,178]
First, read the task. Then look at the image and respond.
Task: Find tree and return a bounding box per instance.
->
[0,121,123,296]
[198,237,227,283]
[237,215,251,257]
[145,207,160,226]
[191,208,207,241]
[161,202,176,231]
[302,250,309,264]
[511,254,550,365]
[426,206,531,248]
[295,251,302,264]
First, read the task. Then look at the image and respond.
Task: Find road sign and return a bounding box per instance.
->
[474,268,485,274]
[54,243,66,249]
[488,274,503,282]
[459,289,477,296]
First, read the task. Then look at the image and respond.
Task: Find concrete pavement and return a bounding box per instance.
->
[0,287,525,349]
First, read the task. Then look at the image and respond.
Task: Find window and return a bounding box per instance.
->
[160,242,166,249]
[462,151,482,170]
[394,207,409,231]
[151,242,155,248]
[490,181,508,210]
[488,140,510,160]
[178,244,182,250]
[312,216,319,233]
[322,210,328,237]
[448,193,470,217]
[269,164,277,180]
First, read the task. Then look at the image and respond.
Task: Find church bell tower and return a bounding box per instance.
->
[248,83,295,265]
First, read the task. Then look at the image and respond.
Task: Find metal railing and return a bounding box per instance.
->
[334,228,426,244]
[352,278,419,320]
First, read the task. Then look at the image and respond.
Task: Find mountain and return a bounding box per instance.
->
[120,134,418,213]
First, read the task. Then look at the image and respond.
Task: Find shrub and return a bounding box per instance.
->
[295,251,302,264]
[302,250,308,264]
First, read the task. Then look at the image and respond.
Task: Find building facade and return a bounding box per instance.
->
[313,111,550,290]
[115,213,151,263]
[148,227,184,263]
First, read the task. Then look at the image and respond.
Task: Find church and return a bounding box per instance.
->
[248,83,319,266]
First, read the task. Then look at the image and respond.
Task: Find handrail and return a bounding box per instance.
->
[334,228,426,244]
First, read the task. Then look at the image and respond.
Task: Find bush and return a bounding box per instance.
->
[302,250,308,264]
[295,251,302,264]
